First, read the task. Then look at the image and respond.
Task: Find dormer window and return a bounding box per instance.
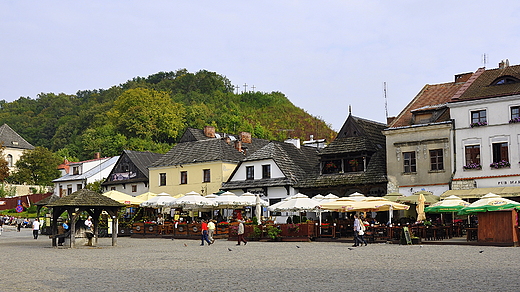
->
[491,76,520,85]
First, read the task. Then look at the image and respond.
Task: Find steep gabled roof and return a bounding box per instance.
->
[0,124,34,150]
[123,150,163,178]
[322,115,386,155]
[151,139,246,167]
[390,80,470,128]
[53,156,119,183]
[454,64,520,101]
[221,142,319,189]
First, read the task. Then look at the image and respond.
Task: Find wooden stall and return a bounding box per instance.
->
[477,209,519,246]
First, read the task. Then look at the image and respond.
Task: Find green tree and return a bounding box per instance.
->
[108,88,186,142]
[9,146,61,185]
[0,144,10,182]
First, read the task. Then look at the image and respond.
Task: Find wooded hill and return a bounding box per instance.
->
[0,69,336,161]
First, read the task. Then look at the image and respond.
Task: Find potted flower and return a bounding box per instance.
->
[463,163,482,170]
[266,225,282,241]
[509,117,520,123]
[470,121,487,128]
[490,160,511,169]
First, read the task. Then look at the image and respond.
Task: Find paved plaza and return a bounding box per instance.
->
[0,225,519,291]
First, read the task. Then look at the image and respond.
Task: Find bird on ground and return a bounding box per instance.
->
[347,247,354,250]
[228,248,232,251]
[479,250,484,253]
[184,243,187,247]
[296,245,300,248]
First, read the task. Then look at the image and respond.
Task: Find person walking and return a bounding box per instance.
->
[207,219,216,243]
[200,219,212,246]
[32,218,40,239]
[236,219,247,246]
[352,214,362,247]
[16,216,23,232]
[358,215,368,246]
[0,215,4,235]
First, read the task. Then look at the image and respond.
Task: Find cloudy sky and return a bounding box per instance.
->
[2,1,520,131]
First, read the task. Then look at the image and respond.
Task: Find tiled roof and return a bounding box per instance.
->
[298,115,387,188]
[221,142,319,189]
[123,150,163,178]
[0,124,34,150]
[53,156,119,183]
[390,81,467,128]
[454,64,520,100]
[151,139,246,167]
[47,189,124,207]
[323,115,386,155]
[297,147,387,188]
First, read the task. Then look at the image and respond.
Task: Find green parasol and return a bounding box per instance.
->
[458,193,520,215]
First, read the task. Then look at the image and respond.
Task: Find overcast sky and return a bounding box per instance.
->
[2,1,520,132]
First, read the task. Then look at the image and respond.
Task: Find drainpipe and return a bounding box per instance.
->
[450,119,456,190]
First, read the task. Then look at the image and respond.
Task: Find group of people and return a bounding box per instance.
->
[352,214,368,247]
[199,218,247,246]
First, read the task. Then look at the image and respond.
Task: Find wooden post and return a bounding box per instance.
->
[112,216,117,246]
[71,212,78,248]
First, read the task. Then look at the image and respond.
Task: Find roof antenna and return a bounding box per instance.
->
[482,53,488,67]
[383,82,388,121]
[348,105,352,115]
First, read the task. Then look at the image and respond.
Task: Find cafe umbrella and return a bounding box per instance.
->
[458,193,520,215]
[425,195,470,224]
[416,193,426,222]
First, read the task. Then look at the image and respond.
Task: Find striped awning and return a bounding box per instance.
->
[440,186,520,199]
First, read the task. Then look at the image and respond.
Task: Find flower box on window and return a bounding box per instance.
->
[463,163,482,170]
[509,117,520,123]
[490,160,510,169]
[470,121,487,128]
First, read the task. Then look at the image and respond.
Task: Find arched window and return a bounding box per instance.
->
[6,154,13,167]
[491,76,520,85]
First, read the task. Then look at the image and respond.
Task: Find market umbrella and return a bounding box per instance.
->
[458,193,520,215]
[416,193,426,222]
[238,192,269,207]
[268,193,321,212]
[319,197,357,211]
[397,192,440,205]
[135,192,157,202]
[140,192,178,208]
[345,198,410,212]
[425,195,470,213]
[169,191,217,209]
[255,194,263,224]
[212,191,245,208]
[102,190,145,205]
[383,192,404,202]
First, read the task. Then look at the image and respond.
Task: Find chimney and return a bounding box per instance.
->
[234,140,242,152]
[94,152,101,159]
[239,132,252,144]
[499,59,510,69]
[204,126,216,138]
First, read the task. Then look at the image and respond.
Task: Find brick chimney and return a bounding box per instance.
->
[204,126,216,138]
[234,140,242,152]
[239,132,252,143]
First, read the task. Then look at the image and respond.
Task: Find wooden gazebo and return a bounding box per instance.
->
[46,189,125,248]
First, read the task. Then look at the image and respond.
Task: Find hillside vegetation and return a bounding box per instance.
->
[0,69,336,160]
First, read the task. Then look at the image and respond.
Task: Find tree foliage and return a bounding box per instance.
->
[0,69,335,163]
[9,146,62,186]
